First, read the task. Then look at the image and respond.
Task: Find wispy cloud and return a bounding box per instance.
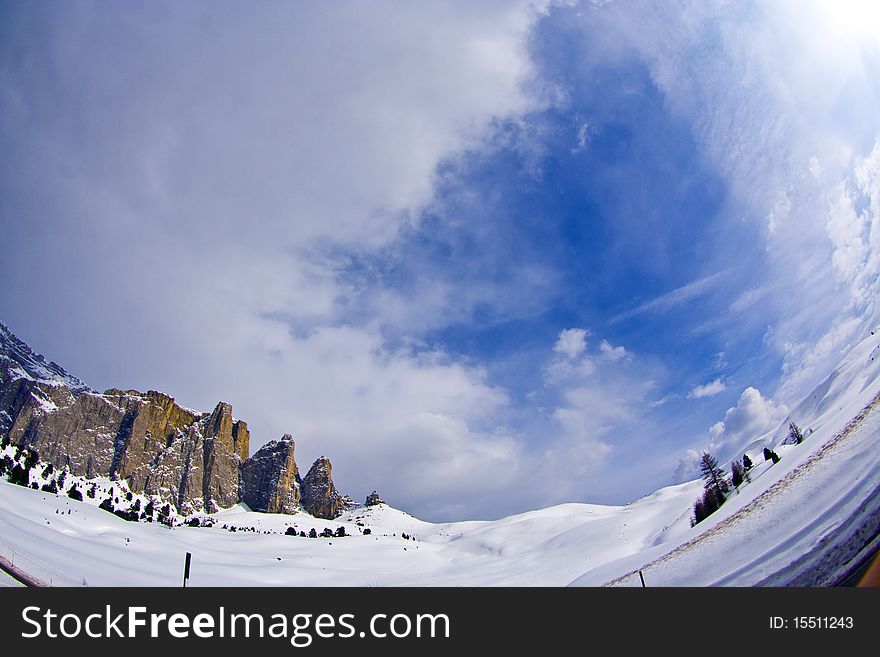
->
[612,270,729,323]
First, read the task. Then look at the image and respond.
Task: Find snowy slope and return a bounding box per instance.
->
[0,466,702,586]
[1,332,879,586]
[571,331,880,587]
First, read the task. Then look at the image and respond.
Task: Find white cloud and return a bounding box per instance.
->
[706,387,788,455]
[535,330,672,502]
[777,316,864,401]
[688,378,726,399]
[586,1,880,403]
[553,328,590,359]
[675,386,788,481]
[599,339,630,362]
[0,1,550,521]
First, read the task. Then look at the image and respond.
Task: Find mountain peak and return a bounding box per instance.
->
[0,321,91,393]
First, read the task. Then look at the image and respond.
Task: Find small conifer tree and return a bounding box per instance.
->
[731,460,744,488]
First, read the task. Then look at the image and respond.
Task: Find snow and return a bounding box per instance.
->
[1,332,879,586]
[0,321,91,393]
[0,466,703,586]
[30,390,58,414]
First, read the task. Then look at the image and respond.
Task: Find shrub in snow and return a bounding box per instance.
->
[114,508,140,522]
[335,526,346,537]
[321,528,334,538]
[763,448,781,464]
[41,481,58,494]
[308,528,318,538]
[285,527,297,536]
[9,464,29,487]
[363,528,371,535]
[23,448,39,470]
[67,485,83,501]
[99,498,115,513]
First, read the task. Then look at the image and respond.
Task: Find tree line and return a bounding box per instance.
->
[691,421,803,526]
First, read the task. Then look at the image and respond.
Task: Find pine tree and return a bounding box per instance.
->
[692,452,730,525]
[742,454,753,471]
[692,486,724,526]
[763,447,773,462]
[788,422,804,445]
[699,452,729,497]
[731,460,744,488]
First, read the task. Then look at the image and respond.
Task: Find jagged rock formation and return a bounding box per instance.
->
[239,434,301,514]
[0,374,249,513]
[0,322,91,393]
[365,490,384,506]
[0,321,361,519]
[301,457,345,519]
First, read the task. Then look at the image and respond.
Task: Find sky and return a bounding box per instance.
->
[2,0,880,521]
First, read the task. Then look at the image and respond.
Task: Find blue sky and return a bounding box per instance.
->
[2,1,880,520]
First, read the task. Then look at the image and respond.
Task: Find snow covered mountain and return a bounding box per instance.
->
[0,322,90,393]
[2,324,879,586]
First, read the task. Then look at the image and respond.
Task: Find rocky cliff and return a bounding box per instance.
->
[301,457,346,519]
[0,322,352,519]
[240,434,301,514]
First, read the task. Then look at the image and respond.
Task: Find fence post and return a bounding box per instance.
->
[183,551,192,588]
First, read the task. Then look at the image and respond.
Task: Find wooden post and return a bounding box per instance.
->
[638,570,646,587]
